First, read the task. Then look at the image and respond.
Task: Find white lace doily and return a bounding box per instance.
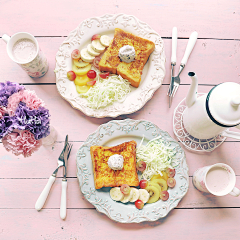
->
[173,95,226,153]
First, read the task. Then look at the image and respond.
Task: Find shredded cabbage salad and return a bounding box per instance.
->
[136,136,176,181]
[80,74,131,109]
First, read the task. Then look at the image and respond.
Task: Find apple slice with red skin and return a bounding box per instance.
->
[87,80,96,86]
[99,72,110,79]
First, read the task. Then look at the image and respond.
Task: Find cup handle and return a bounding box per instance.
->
[221,129,240,140]
[2,34,11,43]
[229,187,240,197]
[235,124,240,130]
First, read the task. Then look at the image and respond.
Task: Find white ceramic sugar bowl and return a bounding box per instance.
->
[182,72,240,140]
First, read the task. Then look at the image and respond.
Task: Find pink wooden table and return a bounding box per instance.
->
[1,0,240,239]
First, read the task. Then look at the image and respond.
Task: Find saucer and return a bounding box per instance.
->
[173,94,226,153]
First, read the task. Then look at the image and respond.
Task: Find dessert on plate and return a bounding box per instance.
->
[90,140,139,189]
[99,28,155,87]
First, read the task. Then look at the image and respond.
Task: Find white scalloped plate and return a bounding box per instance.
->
[55,14,165,118]
[76,119,189,223]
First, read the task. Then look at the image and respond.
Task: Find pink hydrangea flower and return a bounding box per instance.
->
[7,90,45,116]
[2,130,42,157]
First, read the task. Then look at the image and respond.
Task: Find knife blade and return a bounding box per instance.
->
[52,135,68,175]
[60,139,72,220]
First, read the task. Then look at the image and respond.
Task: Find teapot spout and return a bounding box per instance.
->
[186,72,198,108]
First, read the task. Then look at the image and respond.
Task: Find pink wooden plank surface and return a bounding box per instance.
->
[1,138,240,179]
[1,38,240,85]
[1,0,240,239]
[0,209,239,240]
[0,84,238,144]
[1,176,240,209]
[0,0,240,39]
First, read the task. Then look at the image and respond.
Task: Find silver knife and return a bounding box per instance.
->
[60,138,72,220]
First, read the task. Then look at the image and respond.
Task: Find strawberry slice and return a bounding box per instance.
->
[87,80,96,86]
[99,72,109,79]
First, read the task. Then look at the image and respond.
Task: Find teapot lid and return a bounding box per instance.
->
[207,82,240,127]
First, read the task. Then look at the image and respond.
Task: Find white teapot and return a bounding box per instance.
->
[182,72,240,140]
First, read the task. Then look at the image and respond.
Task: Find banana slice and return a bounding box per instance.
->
[121,189,133,203]
[129,188,140,202]
[80,48,95,62]
[138,189,150,203]
[87,44,100,57]
[100,35,111,47]
[110,187,124,201]
[91,39,105,53]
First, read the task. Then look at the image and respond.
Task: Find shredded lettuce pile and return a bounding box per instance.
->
[136,136,176,181]
[80,74,131,109]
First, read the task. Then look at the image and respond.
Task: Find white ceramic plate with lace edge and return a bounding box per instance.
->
[54,13,165,118]
[76,119,189,223]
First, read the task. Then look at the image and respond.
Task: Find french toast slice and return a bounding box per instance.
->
[90,140,139,189]
[99,28,155,87]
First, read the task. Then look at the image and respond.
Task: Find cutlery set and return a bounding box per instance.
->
[35,135,73,219]
[168,27,198,107]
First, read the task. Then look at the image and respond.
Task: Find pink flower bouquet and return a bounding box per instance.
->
[0,81,50,157]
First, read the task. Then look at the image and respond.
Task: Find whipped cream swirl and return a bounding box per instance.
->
[108,154,124,170]
[118,45,135,63]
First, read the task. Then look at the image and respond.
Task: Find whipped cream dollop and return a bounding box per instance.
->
[108,154,124,170]
[118,45,135,63]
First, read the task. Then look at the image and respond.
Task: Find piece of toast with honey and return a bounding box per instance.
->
[90,140,139,189]
[99,28,155,88]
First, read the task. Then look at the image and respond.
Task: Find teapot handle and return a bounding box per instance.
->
[221,126,240,140]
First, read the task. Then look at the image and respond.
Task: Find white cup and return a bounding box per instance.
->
[193,163,240,197]
[2,32,48,78]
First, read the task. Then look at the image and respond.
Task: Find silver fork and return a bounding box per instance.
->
[168,31,198,107]
[171,66,183,97]
[55,143,72,175]
[35,140,71,211]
